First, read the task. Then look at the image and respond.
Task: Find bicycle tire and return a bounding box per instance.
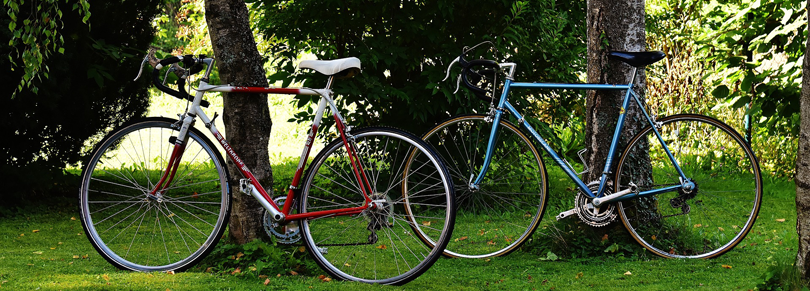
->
[298,127,455,285]
[418,114,548,258]
[79,117,231,272]
[615,114,762,259]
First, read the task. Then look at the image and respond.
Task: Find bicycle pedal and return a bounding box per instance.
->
[556,208,578,221]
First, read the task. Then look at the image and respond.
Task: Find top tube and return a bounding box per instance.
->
[509,82,632,91]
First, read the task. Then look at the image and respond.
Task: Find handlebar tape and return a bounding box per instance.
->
[152,56,209,108]
[460,57,500,103]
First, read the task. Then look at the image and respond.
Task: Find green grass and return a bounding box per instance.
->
[0,167,801,290]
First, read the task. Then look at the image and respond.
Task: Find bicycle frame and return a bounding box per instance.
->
[149,58,374,223]
[472,66,690,201]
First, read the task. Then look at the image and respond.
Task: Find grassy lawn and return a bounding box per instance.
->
[0,171,798,290]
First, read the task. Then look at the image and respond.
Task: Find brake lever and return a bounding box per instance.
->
[133,53,149,81]
[441,57,460,82]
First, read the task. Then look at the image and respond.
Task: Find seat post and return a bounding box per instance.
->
[628,67,639,87]
[325,76,336,90]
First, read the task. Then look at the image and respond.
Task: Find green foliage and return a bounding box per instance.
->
[522,219,641,260]
[5,0,90,97]
[755,261,809,291]
[695,0,805,135]
[196,239,318,277]
[1,0,161,203]
[645,0,799,177]
[252,0,585,136]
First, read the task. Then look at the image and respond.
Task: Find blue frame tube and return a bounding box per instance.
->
[628,89,688,179]
[469,80,685,199]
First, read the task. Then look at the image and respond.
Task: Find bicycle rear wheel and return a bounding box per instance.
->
[418,115,547,258]
[298,127,455,285]
[79,117,230,271]
[615,114,762,259]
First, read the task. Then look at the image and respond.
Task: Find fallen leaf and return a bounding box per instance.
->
[298,246,306,253]
[33,251,43,255]
[733,225,739,229]
[73,255,80,259]
[624,271,632,276]
[231,268,241,275]
[479,229,486,236]
[259,275,268,279]
[376,244,388,250]
[651,235,657,241]
[50,247,56,250]
[102,274,110,281]
[458,236,468,241]
[290,271,298,276]
[718,227,724,232]
[32,230,40,233]
[166,270,175,275]
[776,219,786,222]
[422,221,431,226]
[485,259,491,262]
[576,272,583,279]
[669,248,676,255]
[693,224,702,228]
[721,265,732,269]
[344,263,351,267]
[263,278,271,285]
[192,192,199,199]
[322,277,332,282]
[71,217,77,221]
[487,240,496,245]
[19,234,24,237]
[601,234,609,242]
[277,274,282,278]
[58,242,62,245]
[527,275,533,281]
[236,252,245,259]
[249,266,257,272]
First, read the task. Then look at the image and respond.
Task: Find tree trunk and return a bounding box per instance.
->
[204,0,273,244]
[584,0,647,185]
[795,1,810,279]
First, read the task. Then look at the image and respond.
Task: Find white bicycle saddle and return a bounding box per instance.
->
[299,57,361,76]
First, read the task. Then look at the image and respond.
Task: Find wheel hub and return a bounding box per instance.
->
[366,193,394,231]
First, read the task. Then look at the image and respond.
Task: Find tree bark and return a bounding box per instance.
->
[795,0,810,279]
[204,0,272,244]
[584,0,648,184]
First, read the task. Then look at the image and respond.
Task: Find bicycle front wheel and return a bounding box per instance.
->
[79,117,230,272]
[299,127,455,285]
[615,114,762,259]
[419,115,548,259]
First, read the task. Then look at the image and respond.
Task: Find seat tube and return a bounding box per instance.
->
[471,80,513,188]
[596,86,635,197]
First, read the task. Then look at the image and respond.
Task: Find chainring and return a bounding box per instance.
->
[262,196,301,244]
[576,181,617,227]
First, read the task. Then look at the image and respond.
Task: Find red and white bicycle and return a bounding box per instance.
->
[79,53,455,285]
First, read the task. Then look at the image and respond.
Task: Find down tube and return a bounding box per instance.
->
[502,102,592,196]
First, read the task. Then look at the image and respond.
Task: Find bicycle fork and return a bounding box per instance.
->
[149,114,197,199]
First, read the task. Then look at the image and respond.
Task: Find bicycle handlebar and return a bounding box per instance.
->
[441,44,502,103]
[140,53,210,107]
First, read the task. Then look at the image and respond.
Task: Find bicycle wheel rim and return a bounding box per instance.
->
[80,118,230,271]
[299,128,454,285]
[419,115,547,259]
[616,114,762,259]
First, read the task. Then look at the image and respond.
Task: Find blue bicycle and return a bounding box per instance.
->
[416,43,762,259]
